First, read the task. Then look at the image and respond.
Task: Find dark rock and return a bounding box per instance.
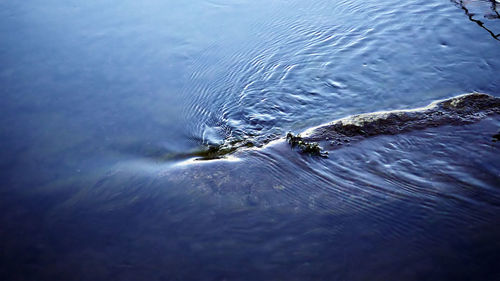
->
[300,92,500,150]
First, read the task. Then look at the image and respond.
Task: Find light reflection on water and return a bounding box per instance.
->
[0,0,500,280]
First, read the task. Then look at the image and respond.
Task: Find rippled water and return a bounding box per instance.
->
[1,0,500,280]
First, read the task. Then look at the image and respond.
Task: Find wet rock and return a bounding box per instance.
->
[187,93,498,160]
[301,92,500,150]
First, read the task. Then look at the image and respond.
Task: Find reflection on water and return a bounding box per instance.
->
[1,0,500,280]
[452,0,500,40]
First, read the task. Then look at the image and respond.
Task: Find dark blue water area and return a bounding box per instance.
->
[2,119,499,280]
[1,0,500,280]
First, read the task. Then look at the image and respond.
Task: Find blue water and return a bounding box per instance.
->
[1,0,499,280]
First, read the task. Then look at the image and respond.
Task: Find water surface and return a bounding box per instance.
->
[1,0,499,280]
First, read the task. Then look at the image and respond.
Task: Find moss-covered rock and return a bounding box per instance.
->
[286,132,328,157]
[301,92,500,149]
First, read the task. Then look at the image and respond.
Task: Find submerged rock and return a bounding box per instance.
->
[146,93,498,161]
[300,92,500,150]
